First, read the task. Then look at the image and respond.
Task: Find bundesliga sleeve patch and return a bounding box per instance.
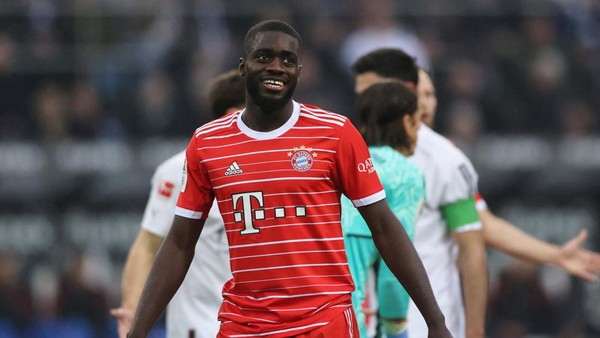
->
[158,180,175,198]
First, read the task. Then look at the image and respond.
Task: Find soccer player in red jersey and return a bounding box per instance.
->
[127,20,451,338]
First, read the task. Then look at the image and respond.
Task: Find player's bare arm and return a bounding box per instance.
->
[127,216,204,338]
[452,230,487,338]
[480,208,600,282]
[111,230,164,338]
[358,199,452,338]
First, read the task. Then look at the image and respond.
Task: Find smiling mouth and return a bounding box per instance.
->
[263,79,285,90]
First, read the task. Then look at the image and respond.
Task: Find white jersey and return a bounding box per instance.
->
[141,150,231,338]
[407,125,482,338]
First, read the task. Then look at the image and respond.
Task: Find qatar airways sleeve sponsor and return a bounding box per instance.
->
[336,121,384,204]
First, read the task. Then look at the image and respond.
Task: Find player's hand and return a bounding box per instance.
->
[555,229,600,282]
[110,307,135,338]
[427,325,453,338]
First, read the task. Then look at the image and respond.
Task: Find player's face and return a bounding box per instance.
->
[417,70,437,127]
[354,72,386,94]
[240,31,302,111]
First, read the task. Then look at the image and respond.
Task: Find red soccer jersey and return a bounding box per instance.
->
[175,101,385,337]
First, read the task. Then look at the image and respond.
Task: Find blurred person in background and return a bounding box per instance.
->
[69,80,127,141]
[111,69,245,338]
[135,70,177,138]
[0,32,32,140]
[127,19,450,338]
[487,259,560,338]
[341,81,425,338]
[56,249,109,338]
[341,0,430,71]
[0,250,34,335]
[353,48,488,338]
[32,82,70,143]
[417,67,600,284]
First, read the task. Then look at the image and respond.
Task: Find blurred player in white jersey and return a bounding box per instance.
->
[110,70,246,338]
[352,48,600,338]
[417,68,600,282]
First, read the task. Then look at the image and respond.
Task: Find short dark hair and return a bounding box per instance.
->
[208,70,245,118]
[352,48,419,85]
[243,20,302,57]
[357,80,418,148]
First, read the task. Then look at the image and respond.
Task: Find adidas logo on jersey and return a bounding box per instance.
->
[225,161,243,176]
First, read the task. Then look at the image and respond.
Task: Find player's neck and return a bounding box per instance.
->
[242,100,294,132]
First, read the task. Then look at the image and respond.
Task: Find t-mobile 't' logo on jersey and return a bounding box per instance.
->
[231,191,308,235]
[232,191,264,235]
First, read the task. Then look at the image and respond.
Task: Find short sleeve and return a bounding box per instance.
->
[175,135,214,219]
[440,160,481,232]
[335,121,385,207]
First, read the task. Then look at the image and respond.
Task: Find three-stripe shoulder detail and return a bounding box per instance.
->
[195,111,242,138]
[299,104,347,127]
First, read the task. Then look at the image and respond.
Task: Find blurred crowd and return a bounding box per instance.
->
[0,0,598,144]
[0,0,599,337]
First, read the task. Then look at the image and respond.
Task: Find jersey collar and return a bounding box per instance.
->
[237,101,300,140]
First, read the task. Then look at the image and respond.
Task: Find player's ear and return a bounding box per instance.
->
[239,57,246,77]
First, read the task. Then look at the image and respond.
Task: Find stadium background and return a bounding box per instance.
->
[0,0,598,337]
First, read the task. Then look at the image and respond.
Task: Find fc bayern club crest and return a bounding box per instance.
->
[288,145,317,172]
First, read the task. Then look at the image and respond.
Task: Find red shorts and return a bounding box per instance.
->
[294,308,359,338]
[217,307,359,338]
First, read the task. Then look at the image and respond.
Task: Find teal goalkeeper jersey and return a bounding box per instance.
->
[341,146,426,238]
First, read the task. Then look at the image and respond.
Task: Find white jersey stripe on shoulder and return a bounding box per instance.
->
[301,106,347,123]
[195,113,239,137]
[303,109,347,123]
[299,112,345,127]
[196,111,238,132]
[196,119,237,137]
[200,110,240,128]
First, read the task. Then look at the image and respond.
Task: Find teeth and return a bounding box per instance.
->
[264,79,284,87]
